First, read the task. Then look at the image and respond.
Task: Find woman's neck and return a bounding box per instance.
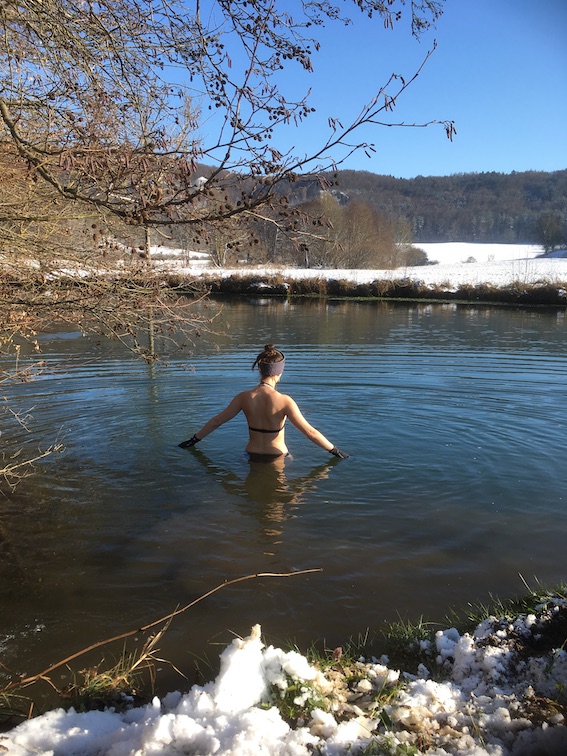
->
[259,379,277,389]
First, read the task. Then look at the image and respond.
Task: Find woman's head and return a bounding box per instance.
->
[252,344,285,377]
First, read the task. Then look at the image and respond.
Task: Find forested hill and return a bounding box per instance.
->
[331,169,567,244]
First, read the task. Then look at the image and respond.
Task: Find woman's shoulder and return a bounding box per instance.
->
[279,392,299,408]
[226,389,249,406]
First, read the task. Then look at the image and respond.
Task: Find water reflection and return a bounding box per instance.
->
[190,449,338,545]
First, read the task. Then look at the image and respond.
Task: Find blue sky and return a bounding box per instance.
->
[264,0,567,178]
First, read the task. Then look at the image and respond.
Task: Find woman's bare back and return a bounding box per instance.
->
[241,386,289,455]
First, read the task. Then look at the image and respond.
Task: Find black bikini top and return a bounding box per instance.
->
[248,424,284,434]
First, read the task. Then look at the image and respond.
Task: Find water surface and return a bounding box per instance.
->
[2,300,566,694]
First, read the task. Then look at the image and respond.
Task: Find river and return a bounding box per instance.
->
[1,298,566,698]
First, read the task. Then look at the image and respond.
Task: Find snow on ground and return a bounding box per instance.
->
[2,596,566,756]
[155,243,567,290]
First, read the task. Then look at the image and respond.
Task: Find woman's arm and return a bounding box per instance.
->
[179,393,244,447]
[285,396,341,452]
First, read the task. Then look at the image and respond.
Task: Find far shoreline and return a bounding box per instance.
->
[170,270,567,308]
[153,243,567,307]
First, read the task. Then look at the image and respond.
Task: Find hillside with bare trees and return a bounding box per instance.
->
[332,169,567,245]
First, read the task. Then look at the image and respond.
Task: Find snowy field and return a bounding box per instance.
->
[154,242,567,291]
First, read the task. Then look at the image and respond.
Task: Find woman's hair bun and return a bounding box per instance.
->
[252,344,284,372]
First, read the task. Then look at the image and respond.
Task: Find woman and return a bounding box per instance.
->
[179,344,349,459]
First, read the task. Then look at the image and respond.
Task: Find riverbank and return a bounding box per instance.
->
[2,585,566,755]
[156,243,567,306]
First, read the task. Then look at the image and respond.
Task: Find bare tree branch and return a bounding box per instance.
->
[3,569,323,692]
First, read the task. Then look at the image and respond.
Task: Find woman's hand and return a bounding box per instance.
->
[179,435,201,449]
[329,446,349,459]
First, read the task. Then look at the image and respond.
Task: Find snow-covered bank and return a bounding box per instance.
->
[155,243,567,292]
[3,594,566,755]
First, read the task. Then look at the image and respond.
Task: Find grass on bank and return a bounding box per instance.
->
[0,626,175,728]
[59,629,170,713]
[346,578,567,674]
[257,580,567,751]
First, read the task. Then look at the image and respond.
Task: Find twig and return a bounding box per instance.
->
[4,569,322,692]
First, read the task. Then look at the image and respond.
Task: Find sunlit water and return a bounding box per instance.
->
[2,299,566,696]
